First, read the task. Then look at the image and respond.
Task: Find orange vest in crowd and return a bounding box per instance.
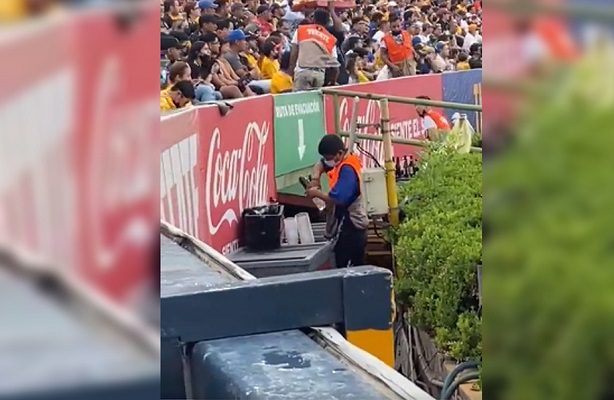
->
[327,154,363,190]
[426,110,451,129]
[297,24,337,55]
[382,31,413,64]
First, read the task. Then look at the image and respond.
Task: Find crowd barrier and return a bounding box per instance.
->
[161,70,482,254]
[0,6,160,308]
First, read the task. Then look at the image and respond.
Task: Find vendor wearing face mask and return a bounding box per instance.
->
[306,135,369,269]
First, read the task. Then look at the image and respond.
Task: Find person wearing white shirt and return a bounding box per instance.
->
[462,24,482,52]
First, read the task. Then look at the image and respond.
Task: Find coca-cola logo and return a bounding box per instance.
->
[205,121,270,235]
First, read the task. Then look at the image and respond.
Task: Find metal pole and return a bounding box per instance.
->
[379,99,400,227]
[332,94,341,135]
[339,131,483,154]
[321,88,482,112]
[347,97,360,152]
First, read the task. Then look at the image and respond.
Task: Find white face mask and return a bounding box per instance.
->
[323,159,338,168]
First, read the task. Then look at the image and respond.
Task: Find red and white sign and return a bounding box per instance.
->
[0,7,159,307]
[323,75,444,166]
[160,97,277,255]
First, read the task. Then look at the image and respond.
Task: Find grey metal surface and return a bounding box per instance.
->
[227,241,334,278]
[190,330,402,400]
[0,269,157,399]
[162,266,392,342]
[161,235,233,297]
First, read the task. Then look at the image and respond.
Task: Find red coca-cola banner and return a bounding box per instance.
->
[323,75,444,167]
[0,7,159,308]
[160,97,277,255]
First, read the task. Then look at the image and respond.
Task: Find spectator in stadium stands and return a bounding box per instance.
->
[191,14,218,42]
[380,15,415,78]
[415,95,451,141]
[216,0,230,19]
[259,38,282,79]
[370,12,389,46]
[198,0,217,16]
[345,53,370,84]
[184,2,201,34]
[229,2,247,30]
[469,42,482,69]
[205,35,252,98]
[456,51,470,70]
[223,29,271,93]
[350,16,369,43]
[289,8,339,91]
[271,50,294,94]
[161,36,185,65]
[161,80,196,111]
[256,5,274,37]
[162,0,183,31]
[270,3,286,29]
[462,23,482,52]
[245,0,258,15]
[216,18,231,39]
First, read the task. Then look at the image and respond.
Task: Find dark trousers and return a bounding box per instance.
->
[334,225,367,268]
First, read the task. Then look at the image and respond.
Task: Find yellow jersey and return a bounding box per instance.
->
[271,71,293,94]
[259,56,280,80]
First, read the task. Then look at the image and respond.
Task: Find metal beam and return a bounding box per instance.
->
[338,131,483,153]
[162,266,392,343]
[320,88,482,112]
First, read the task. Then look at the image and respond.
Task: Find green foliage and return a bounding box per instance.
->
[395,149,482,361]
[483,45,614,400]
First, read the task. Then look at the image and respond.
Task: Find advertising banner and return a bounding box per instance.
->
[160,109,204,243]
[323,75,443,167]
[442,69,482,133]
[273,91,326,178]
[0,8,159,307]
[198,97,277,255]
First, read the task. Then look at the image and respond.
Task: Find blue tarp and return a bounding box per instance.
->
[442,69,482,131]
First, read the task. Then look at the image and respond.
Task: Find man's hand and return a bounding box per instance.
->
[306,187,323,199]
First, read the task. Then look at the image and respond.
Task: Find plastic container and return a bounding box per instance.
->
[295,212,315,244]
[284,217,299,245]
[228,242,335,278]
[242,204,284,251]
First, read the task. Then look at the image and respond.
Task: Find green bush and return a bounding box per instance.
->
[395,149,482,361]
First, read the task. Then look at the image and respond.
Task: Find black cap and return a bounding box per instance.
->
[257,4,270,14]
[161,35,183,51]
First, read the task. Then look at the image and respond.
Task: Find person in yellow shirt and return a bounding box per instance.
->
[271,51,293,94]
[456,51,470,71]
[161,81,196,112]
[258,39,281,80]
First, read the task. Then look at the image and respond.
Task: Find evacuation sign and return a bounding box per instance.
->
[273,91,326,177]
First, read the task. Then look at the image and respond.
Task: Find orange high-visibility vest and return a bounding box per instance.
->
[382,31,413,64]
[426,110,451,129]
[327,154,363,190]
[297,24,337,55]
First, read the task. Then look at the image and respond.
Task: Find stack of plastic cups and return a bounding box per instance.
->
[295,212,315,244]
[284,217,299,245]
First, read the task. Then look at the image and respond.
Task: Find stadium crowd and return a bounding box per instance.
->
[160,0,482,110]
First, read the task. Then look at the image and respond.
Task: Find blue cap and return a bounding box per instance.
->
[435,41,446,53]
[198,0,217,9]
[411,36,422,48]
[227,29,247,42]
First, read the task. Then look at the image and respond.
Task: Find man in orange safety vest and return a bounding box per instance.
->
[415,95,451,141]
[306,135,369,268]
[380,14,416,77]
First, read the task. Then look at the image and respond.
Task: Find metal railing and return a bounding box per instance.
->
[321,87,483,154]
